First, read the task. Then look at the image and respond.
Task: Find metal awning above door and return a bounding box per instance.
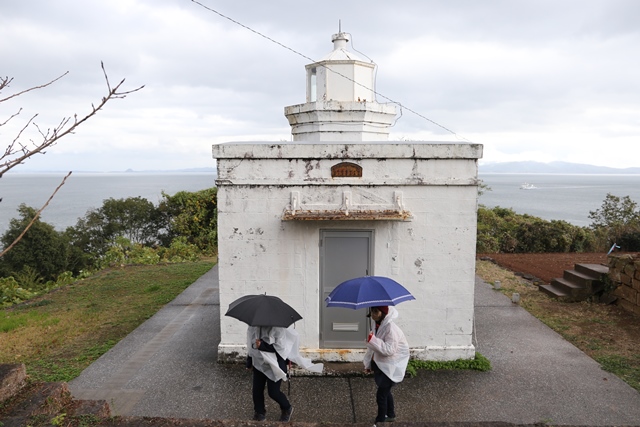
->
[282,190,412,221]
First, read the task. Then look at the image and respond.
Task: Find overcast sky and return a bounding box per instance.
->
[2,0,639,172]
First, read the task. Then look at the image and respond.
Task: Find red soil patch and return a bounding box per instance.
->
[477,252,610,284]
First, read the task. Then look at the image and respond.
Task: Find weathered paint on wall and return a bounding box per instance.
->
[214,141,482,362]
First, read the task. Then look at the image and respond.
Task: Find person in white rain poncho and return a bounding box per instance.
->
[363,306,410,425]
[246,325,323,422]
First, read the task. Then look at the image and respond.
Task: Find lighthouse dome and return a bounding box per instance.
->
[318,32,369,63]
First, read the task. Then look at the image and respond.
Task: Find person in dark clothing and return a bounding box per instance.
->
[246,326,294,422]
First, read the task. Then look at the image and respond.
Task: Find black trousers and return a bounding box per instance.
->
[252,368,291,415]
[372,361,396,423]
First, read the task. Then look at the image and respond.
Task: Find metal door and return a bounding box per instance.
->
[320,230,373,348]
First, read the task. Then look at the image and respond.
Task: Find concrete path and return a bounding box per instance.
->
[69,266,640,425]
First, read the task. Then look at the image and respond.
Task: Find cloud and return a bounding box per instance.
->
[1,0,639,171]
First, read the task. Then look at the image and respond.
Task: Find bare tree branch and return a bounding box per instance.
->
[0,72,68,103]
[0,64,144,178]
[0,171,72,258]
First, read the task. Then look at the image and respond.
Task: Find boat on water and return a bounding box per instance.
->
[520,183,537,190]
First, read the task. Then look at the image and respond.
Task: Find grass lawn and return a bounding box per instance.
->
[0,259,216,382]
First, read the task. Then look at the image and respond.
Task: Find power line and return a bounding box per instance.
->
[189,0,471,142]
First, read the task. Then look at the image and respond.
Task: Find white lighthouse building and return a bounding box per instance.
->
[213,32,483,362]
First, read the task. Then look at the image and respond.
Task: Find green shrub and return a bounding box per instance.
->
[12,265,45,292]
[158,188,217,254]
[158,236,201,263]
[0,276,35,307]
[406,353,491,377]
[589,193,640,250]
[102,237,161,267]
[477,205,597,253]
[617,230,640,251]
[0,204,72,281]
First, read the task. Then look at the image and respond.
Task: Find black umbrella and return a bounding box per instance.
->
[225,294,302,328]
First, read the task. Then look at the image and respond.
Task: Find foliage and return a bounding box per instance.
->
[589,193,640,229]
[514,218,595,253]
[101,236,201,268]
[476,205,597,253]
[618,230,640,252]
[158,188,218,253]
[0,204,73,281]
[64,190,218,269]
[0,276,35,308]
[67,196,164,264]
[588,193,640,251]
[476,206,519,252]
[406,352,491,377]
[102,236,161,267]
[158,236,202,263]
[100,235,203,267]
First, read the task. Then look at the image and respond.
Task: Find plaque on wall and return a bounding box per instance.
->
[331,162,362,178]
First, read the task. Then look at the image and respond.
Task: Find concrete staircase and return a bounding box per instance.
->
[539,263,609,302]
[0,364,110,426]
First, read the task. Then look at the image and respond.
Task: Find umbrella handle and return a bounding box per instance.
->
[287,360,292,395]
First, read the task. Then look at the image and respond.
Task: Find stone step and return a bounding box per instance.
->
[1,364,112,424]
[540,262,610,302]
[1,382,72,427]
[562,269,604,291]
[551,277,585,295]
[575,263,609,277]
[68,398,111,418]
[0,364,27,403]
[539,283,571,300]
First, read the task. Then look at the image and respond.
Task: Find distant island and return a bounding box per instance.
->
[479,161,640,175]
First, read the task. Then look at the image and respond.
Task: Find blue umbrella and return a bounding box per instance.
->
[325,276,416,309]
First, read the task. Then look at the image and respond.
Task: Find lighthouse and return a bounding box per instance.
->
[284,32,397,141]
[213,32,483,363]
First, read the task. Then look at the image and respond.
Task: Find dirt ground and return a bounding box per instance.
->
[476,252,610,284]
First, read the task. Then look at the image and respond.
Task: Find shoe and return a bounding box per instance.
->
[280,405,294,422]
[253,412,266,421]
[386,415,396,422]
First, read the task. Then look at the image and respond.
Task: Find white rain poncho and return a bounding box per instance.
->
[247,326,324,382]
[363,306,410,383]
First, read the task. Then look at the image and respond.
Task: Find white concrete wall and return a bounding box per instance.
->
[284,101,397,142]
[307,60,375,102]
[213,142,482,362]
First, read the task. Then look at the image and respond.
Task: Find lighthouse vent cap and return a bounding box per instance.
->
[331,32,350,50]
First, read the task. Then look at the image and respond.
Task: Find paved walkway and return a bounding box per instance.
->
[69,266,640,425]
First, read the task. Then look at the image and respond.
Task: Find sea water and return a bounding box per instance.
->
[479,174,640,227]
[0,172,215,235]
[1,172,639,236]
